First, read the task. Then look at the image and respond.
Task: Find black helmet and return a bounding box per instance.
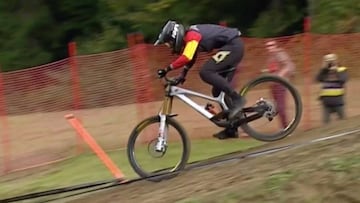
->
[154,20,185,54]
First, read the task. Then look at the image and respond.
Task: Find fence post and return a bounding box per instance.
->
[65,114,126,180]
[127,33,154,109]
[127,33,155,141]
[303,17,312,130]
[0,65,10,174]
[68,42,83,153]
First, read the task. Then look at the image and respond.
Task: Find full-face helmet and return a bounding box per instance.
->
[154,20,185,54]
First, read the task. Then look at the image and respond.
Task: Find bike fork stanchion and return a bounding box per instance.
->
[155,114,167,152]
[65,114,127,182]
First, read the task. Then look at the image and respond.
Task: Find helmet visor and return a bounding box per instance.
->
[154,39,160,46]
[154,34,163,46]
[154,20,174,46]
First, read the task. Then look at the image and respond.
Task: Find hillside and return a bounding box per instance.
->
[69,116,360,203]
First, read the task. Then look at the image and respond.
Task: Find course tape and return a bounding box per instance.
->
[1,128,359,203]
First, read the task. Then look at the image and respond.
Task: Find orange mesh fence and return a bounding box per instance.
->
[0,33,359,175]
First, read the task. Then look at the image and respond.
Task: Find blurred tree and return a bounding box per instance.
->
[0,0,359,71]
[0,1,52,71]
[0,0,107,70]
[43,0,104,59]
[102,0,272,42]
[103,0,179,43]
[248,0,307,37]
[311,0,360,33]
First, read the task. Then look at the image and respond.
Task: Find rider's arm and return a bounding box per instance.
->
[169,31,202,69]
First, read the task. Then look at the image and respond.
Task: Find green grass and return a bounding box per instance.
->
[0,138,261,199]
[324,156,360,173]
[264,171,296,193]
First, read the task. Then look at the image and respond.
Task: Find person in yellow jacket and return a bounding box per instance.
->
[315,53,348,124]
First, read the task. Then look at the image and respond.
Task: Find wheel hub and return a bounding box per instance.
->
[256,98,278,121]
[148,138,167,158]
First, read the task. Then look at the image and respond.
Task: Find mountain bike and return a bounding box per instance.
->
[127,67,302,179]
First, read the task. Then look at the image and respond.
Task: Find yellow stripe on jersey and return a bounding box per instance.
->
[183,40,199,60]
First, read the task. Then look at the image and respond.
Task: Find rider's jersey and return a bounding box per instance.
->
[170,24,241,69]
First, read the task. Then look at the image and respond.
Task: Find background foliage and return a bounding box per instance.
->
[0,0,358,71]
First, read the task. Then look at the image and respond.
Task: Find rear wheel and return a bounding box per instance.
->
[238,75,302,142]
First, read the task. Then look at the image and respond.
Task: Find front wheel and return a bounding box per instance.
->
[239,74,303,142]
[127,115,190,180]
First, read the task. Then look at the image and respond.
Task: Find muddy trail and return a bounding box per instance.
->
[64,117,360,203]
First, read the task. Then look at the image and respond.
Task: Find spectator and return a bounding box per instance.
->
[315,53,348,124]
[262,40,296,129]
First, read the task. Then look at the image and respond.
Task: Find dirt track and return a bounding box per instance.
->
[67,116,360,203]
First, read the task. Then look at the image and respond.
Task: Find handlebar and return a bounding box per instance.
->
[158,70,185,86]
[160,75,182,86]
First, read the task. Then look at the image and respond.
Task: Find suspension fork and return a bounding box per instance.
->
[156,95,174,152]
[160,96,174,115]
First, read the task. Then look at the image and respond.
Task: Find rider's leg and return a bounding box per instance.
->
[211,71,240,139]
[211,87,240,139]
[211,69,237,97]
[211,87,221,98]
[199,38,245,120]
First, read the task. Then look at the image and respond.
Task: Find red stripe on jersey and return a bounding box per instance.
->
[170,31,202,69]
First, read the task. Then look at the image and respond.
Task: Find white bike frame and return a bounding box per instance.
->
[168,86,229,119]
[155,85,230,151]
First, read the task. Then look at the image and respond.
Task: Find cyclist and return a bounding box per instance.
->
[155,20,245,139]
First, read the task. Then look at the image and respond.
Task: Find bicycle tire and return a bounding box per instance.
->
[127,115,190,180]
[239,74,303,141]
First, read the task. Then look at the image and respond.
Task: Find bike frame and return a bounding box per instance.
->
[162,85,229,119]
[159,83,264,125]
[154,76,272,151]
[156,84,229,151]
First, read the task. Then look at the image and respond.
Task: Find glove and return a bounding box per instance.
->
[157,66,172,78]
[174,67,189,85]
[157,69,167,78]
[174,75,186,85]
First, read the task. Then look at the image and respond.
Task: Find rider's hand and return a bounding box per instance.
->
[174,70,187,85]
[157,66,172,78]
[157,69,167,78]
[174,75,186,85]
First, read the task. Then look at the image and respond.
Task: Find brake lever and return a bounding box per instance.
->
[161,76,178,87]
